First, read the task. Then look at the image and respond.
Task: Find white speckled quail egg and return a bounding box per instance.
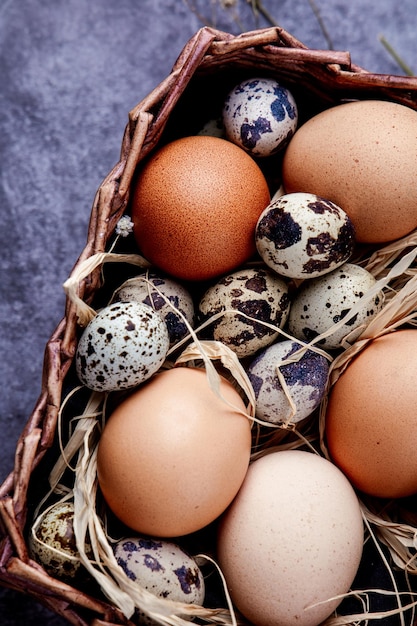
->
[246,339,330,425]
[114,536,205,608]
[288,263,385,350]
[198,267,290,358]
[256,192,356,279]
[222,77,298,157]
[76,301,169,392]
[29,502,85,581]
[113,272,195,348]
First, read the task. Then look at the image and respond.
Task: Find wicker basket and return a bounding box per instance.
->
[2,25,417,626]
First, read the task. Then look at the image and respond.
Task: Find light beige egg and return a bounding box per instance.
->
[217,450,364,626]
[282,99,417,243]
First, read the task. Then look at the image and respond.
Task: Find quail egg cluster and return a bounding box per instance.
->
[33,70,417,626]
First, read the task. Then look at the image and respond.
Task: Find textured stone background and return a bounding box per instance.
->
[1,0,416,623]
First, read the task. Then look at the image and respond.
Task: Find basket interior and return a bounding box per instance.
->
[3,25,417,626]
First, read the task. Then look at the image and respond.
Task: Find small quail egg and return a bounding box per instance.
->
[29,502,85,581]
[222,77,298,157]
[76,301,169,392]
[246,340,330,425]
[288,262,385,350]
[198,267,290,358]
[255,192,356,279]
[114,536,205,610]
[113,272,195,348]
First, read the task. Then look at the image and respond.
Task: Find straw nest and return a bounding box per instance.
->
[2,25,417,626]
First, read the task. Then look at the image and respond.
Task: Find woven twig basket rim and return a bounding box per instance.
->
[2,24,417,626]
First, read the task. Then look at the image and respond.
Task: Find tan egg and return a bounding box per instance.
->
[282,100,417,243]
[325,329,417,498]
[131,135,270,281]
[97,366,252,537]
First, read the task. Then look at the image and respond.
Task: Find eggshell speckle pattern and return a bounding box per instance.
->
[246,340,329,425]
[29,502,83,581]
[131,135,271,281]
[113,272,195,347]
[198,267,290,358]
[288,263,384,350]
[255,192,355,279]
[75,301,169,392]
[217,450,364,626]
[114,536,205,608]
[223,77,298,157]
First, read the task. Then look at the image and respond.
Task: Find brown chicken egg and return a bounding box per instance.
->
[131,135,270,281]
[282,100,417,243]
[325,329,417,498]
[97,366,252,537]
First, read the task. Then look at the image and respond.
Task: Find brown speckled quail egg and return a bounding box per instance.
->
[114,536,205,608]
[246,339,330,425]
[29,502,84,581]
[255,192,355,279]
[76,301,169,392]
[288,262,385,350]
[222,77,298,157]
[198,267,290,358]
[113,272,195,347]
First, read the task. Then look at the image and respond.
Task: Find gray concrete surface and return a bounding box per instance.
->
[1,0,416,623]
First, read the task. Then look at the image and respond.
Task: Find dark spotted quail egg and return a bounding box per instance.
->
[198,267,290,358]
[255,192,355,279]
[114,536,205,611]
[29,502,84,581]
[113,272,195,347]
[246,339,330,425]
[288,262,385,350]
[76,301,169,392]
[222,77,298,157]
